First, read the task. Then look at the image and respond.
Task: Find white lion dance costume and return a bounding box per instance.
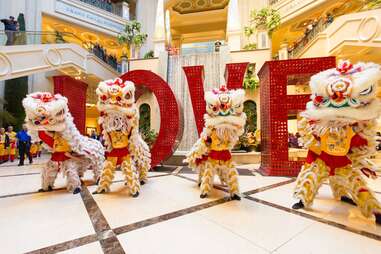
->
[94,78,151,197]
[23,92,104,194]
[185,86,246,200]
[292,60,381,224]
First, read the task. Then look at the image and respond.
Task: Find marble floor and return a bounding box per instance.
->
[1,156,381,254]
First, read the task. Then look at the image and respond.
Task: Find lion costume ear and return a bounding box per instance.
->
[351,63,381,96]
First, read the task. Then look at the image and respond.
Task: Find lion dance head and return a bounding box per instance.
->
[303,60,381,123]
[204,85,246,136]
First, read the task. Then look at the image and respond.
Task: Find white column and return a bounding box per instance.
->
[136,0,159,58]
[278,42,289,60]
[227,0,241,51]
[153,0,165,57]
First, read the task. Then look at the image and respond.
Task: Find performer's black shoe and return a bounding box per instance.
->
[292,200,305,210]
[198,182,201,187]
[200,193,208,199]
[92,189,105,195]
[38,186,53,192]
[132,192,139,198]
[375,213,381,225]
[231,194,241,201]
[140,180,146,185]
[340,196,357,206]
[96,178,100,185]
[73,187,81,194]
[18,164,23,167]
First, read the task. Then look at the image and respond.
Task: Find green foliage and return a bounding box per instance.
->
[243,100,257,133]
[143,50,154,59]
[363,0,381,10]
[118,20,148,55]
[243,43,257,50]
[4,77,28,130]
[234,101,259,152]
[243,64,259,90]
[140,128,158,148]
[0,110,17,126]
[247,7,281,36]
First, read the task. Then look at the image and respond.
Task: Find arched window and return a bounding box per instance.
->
[243,100,257,132]
[139,103,151,132]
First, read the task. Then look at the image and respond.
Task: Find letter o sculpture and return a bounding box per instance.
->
[120,70,183,168]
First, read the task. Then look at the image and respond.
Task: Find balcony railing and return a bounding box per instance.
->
[79,0,112,12]
[78,0,128,18]
[0,30,121,72]
[288,18,332,59]
[269,0,281,5]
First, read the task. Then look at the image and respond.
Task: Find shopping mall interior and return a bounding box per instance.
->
[0,0,381,253]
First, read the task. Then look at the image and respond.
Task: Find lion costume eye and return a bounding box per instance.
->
[359,86,373,95]
[125,92,131,100]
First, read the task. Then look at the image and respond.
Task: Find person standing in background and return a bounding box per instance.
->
[6,126,17,162]
[16,124,32,166]
[0,128,9,163]
[0,16,18,45]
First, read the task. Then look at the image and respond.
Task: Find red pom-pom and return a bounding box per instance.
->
[116,96,122,101]
[101,95,107,101]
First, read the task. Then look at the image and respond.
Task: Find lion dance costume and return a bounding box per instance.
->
[292,60,381,224]
[23,92,105,194]
[94,78,151,197]
[185,86,246,200]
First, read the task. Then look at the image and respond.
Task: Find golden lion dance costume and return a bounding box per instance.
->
[23,92,105,194]
[293,60,381,224]
[94,78,151,197]
[185,86,246,200]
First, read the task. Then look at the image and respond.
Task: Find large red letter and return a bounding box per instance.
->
[120,70,183,168]
[183,63,248,136]
[258,57,336,176]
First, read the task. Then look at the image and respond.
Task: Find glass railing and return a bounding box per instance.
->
[0,30,121,72]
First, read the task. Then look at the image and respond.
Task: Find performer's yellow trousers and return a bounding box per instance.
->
[199,159,239,197]
[294,159,381,218]
[96,155,140,195]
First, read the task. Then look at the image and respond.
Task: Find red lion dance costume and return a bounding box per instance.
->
[293,60,381,225]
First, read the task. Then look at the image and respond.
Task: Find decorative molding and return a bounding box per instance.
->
[0,53,11,76]
[357,16,380,42]
[44,48,63,66]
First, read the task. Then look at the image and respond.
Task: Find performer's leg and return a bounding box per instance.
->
[136,156,150,185]
[121,155,140,197]
[225,161,240,200]
[39,160,58,192]
[95,158,117,193]
[64,160,82,194]
[200,161,215,198]
[198,167,205,187]
[293,159,329,209]
[333,167,381,223]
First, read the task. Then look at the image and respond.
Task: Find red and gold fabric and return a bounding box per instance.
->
[38,131,71,162]
[305,127,367,175]
[7,131,16,160]
[105,131,130,166]
[0,134,7,160]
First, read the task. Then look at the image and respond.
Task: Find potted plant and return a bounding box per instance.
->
[247,7,281,36]
[143,50,154,59]
[118,20,148,59]
[244,7,280,50]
